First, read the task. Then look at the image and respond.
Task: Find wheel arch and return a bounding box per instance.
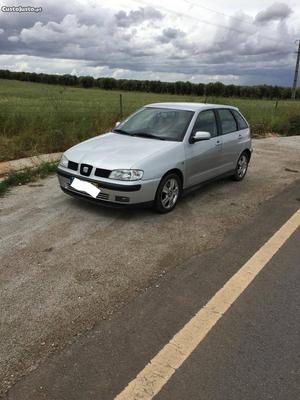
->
[161,168,184,188]
[241,148,252,162]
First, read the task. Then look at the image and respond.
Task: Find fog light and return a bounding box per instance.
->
[115,196,129,202]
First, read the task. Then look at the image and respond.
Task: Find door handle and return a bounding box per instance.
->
[238,134,242,139]
[215,141,222,146]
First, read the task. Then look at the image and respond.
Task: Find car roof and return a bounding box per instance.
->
[145,102,238,112]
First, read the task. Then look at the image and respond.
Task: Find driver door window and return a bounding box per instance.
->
[192,110,218,138]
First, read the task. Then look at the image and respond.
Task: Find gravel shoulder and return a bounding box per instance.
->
[0,153,62,177]
[1,137,300,394]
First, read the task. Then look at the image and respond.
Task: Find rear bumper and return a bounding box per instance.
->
[57,168,160,205]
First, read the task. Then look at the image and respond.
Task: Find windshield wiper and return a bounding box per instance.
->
[131,132,166,140]
[113,128,132,135]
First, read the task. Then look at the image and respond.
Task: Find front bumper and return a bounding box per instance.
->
[57,168,160,206]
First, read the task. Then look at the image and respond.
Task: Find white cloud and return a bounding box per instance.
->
[255,2,293,23]
[7,36,19,42]
[0,0,299,85]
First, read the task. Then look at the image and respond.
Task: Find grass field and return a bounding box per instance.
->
[1,78,300,162]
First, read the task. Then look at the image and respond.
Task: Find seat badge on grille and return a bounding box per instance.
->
[83,166,89,174]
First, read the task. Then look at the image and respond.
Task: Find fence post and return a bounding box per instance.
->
[274,100,278,110]
[119,94,123,119]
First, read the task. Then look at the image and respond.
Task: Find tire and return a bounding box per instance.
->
[154,173,181,213]
[232,152,249,181]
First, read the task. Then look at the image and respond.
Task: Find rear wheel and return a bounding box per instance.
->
[232,152,249,181]
[154,173,181,213]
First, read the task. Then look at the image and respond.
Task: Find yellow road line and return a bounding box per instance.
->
[115,209,300,400]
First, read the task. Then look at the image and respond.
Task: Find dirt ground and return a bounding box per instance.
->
[0,153,61,177]
[1,137,300,394]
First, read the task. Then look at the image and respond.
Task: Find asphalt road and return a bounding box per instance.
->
[6,173,300,400]
[1,136,300,397]
[158,222,300,400]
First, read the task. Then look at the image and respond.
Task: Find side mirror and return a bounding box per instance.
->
[191,131,211,143]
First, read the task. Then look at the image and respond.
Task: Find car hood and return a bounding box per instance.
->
[65,132,180,170]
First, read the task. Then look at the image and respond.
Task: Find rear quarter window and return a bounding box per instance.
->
[232,110,248,130]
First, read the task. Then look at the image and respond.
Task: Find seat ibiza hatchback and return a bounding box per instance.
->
[57,102,252,213]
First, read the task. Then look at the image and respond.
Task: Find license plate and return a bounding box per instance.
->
[90,181,99,189]
[69,177,101,198]
[70,177,99,189]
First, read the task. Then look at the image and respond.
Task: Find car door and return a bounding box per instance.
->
[216,108,240,172]
[184,109,223,187]
[231,109,251,155]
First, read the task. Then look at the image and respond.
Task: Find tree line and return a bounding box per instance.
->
[0,69,298,99]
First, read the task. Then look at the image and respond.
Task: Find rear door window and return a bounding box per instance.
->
[217,109,238,135]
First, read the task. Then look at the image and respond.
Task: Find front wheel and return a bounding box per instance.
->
[154,173,181,213]
[232,152,249,181]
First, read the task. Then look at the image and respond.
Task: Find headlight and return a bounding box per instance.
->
[109,169,144,181]
[59,154,69,168]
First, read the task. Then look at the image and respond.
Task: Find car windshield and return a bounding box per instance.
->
[113,107,194,141]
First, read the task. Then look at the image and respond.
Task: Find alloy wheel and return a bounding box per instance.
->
[237,154,248,179]
[160,178,179,210]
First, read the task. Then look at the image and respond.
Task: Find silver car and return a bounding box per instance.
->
[57,102,252,213]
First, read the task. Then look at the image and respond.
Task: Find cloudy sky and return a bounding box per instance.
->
[0,0,299,85]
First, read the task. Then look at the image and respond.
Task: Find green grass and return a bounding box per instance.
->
[0,162,58,196]
[1,78,300,162]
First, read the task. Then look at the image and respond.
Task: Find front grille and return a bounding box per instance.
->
[95,168,112,178]
[68,161,78,171]
[80,163,93,176]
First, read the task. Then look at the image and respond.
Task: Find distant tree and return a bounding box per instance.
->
[79,76,94,88]
[58,74,78,86]
[0,69,296,100]
[100,77,116,90]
